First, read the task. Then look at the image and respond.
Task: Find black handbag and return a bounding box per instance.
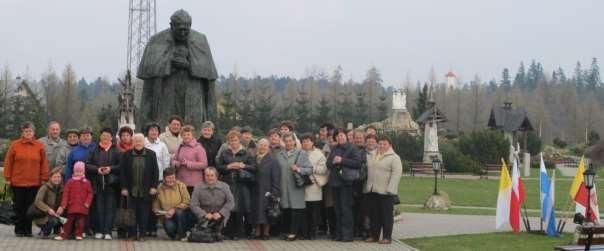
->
[266,195,281,224]
[339,166,361,182]
[237,169,256,185]
[291,151,313,187]
[0,185,16,225]
[114,196,136,228]
[188,218,220,243]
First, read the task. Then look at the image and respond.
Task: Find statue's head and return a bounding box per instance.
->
[170,9,192,42]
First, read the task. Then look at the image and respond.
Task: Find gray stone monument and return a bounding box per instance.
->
[136,9,218,127]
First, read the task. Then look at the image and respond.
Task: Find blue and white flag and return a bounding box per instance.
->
[539,153,549,219]
[541,155,559,237]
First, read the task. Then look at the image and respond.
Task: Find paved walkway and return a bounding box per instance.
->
[0,212,578,250]
[395,212,577,239]
[0,224,416,251]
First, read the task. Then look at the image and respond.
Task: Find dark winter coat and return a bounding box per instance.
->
[119,148,160,202]
[197,135,222,168]
[85,144,121,193]
[327,142,363,187]
[250,153,281,224]
[216,147,256,213]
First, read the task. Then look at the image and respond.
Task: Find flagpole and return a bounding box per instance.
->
[522,204,531,231]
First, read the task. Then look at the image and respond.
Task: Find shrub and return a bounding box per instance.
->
[518,131,542,156]
[457,129,509,165]
[441,142,480,173]
[553,137,567,148]
[385,132,423,162]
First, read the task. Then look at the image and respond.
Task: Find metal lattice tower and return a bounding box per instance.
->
[127,0,157,72]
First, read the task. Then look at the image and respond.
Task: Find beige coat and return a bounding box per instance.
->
[159,127,183,156]
[304,148,328,202]
[364,148,402,195]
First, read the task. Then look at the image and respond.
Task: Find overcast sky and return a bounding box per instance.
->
[1,0,603,86]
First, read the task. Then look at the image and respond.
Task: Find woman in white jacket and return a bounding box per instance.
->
[300,133,328,240]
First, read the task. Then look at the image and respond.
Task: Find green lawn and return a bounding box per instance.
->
[398,176,604,211]
[403,232,573,251]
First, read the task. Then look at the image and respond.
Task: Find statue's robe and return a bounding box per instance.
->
[137,29,218,127]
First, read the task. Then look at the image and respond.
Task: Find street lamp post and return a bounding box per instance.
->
[583,164,596,251]
[432,158,441,195]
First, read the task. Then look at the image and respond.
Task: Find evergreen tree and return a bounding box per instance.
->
[587,57,601,90]
[412,83,428,119]
[0,66,12,137]
[314,96,331,128]
[218,90,238,131]
[574,61,585,89]
[295,86,312,132]
[376,93,388,121]
[354,87,369,126]
[253,81,275,132]
[237,85,255,127]
[513,61,526,88]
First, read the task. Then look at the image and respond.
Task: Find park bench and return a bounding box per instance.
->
[409,162,445,179]
[555,225,604,251]
[480,163,502,179]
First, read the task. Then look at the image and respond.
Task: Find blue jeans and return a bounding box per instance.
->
[95,190,117,234]
[163,209,193,239]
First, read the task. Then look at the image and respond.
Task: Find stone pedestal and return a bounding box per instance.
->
[424,191,451,210]
[523,152,530,177]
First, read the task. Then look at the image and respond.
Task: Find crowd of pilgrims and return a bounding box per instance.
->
[2,116,402,245]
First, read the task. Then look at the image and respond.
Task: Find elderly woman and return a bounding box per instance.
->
[197,121,222,168]
[171,125,208,195]
[250,138,280,240]
[327,128,363,242]
[120,133,160,241]
[153,167,191,241]
[364,136,402,245]
[86,128,121,240]
[267,128,283,153]
[299,133,328,240]
[32,167,63,238]
[190,167,235,242]
[276,132,313,241]
[3,121,50,237]
[216,130,256,240]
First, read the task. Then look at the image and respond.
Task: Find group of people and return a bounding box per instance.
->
[2,116,402,244]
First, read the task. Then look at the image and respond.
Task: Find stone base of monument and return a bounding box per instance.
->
[423,191,451,210]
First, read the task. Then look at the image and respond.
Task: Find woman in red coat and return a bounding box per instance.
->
[55,161,93,241]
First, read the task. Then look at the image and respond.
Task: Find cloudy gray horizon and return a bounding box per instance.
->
[1,0,603,86]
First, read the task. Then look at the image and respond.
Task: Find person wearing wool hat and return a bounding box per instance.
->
[55,161,93,241]
[197,121,222,168]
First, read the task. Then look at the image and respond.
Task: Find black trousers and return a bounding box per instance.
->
[225,211,249,238]
[282,208,304,236]
[333,186,354,240]
[11,186,39,235]
[302,201,322,238]
[353,193,370,236]
[366,193,394,240]
[128,197,150,237]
